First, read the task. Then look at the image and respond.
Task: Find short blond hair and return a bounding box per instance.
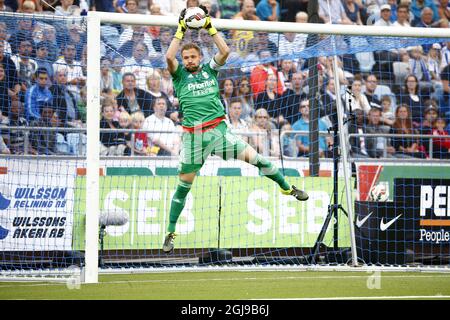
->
[131,111,145,123]
[119,111,131,122]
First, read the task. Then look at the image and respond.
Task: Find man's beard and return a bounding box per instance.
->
[186,65,199,72]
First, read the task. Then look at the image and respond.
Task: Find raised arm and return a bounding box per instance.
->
[200,5,230,66]
[166,9,187,74]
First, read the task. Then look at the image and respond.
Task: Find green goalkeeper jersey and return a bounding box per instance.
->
[172,60,225,128]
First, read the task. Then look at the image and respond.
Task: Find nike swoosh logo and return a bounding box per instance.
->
[380,214,402,231]
[356,211,373,228]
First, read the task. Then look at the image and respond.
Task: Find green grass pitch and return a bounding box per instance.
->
[1,271,450,300]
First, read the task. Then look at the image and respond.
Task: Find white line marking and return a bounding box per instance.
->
[1,274,450,288]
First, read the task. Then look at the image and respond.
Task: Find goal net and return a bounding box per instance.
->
[0,11,449,283]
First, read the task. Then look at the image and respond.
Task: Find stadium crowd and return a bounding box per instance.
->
[0,0,449,159]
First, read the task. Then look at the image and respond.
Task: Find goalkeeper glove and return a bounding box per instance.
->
[175,8,187,40]
[199,4,217,36]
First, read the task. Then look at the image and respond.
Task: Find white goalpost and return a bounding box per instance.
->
[83,12,450,283]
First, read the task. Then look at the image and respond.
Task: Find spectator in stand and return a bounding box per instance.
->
[11,38,38,99]
[365,107,396,158]
[440,59,450,117]
[345,77,371,116]
[320,77,343,127]
[198,28,216,64]
[256,0,279,22]
[254,73,282,124]
[419,103,439,152]
[63,24,86,62]
[29,104,61,155]
[121,41,156,91]
[415,6,443,28]
[17,0,42,12]
[0,22,12,55]
[250,49,283,98]
[249,107,280,157]
[292,99,330,158]
[51,68,80,127]
[34,41,54,82]
[342,0,363,25]
[160,68,177,108]
[432,117,450,158]
[363,74,382,109]
[100,57,114,95]
[235,76,254,122]
[380,95,395,127]
[295,10,308,23]
[318,0,352,24]
[91,0,116,12]
[428,43,442,83]
[118,110,132,148]
[280,122,297,157]
[25,68,52,122]
[279,58,296,86]
[253,31,278,56]
[0,0,13,12]
[411,0,439,26]
[219,78,236,113]
[40,25,58,63]
[152,27,173,60]
[437,0,450,24]
[348,109,369,158]
[272,32,307,57]
[200,0,221,19]
[124,0,139,14]
[55,0,81,16]
[130,111,153,156]
[146,71,173,114]
[441,41,450,71]
[118,27,153,59]
[399,74,427,126]
[393,3,411,27]
[225,98,249,143]
[53,42,86,102]
[4,99,35,154]
[375,4,394,26]
[116,72,153,117]
[146,3,163,41]
[111,55,124,95]
[100,98,129,156]
[390,104,427,158]
[279,71,306,124]
[0,63,11,124]
[142,97,180,156]
[231,0,260,58]
[219,0,240,19]
[114,0,127,13]
[0,44,19,113]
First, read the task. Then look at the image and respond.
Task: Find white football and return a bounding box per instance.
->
[368,183,389,202]
[184,7,206,29]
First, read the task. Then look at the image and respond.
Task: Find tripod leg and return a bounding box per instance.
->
[310,205,334,264]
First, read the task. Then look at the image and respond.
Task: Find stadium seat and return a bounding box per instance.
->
[217,168,242,176]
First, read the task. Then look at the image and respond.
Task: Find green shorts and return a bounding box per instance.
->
[178,121,249,174]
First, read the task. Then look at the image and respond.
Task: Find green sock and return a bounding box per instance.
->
[168,179,192,233]
[253,154,290,191]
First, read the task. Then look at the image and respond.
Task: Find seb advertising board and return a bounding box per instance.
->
[0,161,75,251]
[73,176,351,250]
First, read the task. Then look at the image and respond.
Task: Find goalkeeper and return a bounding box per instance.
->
[163,5,309,253]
